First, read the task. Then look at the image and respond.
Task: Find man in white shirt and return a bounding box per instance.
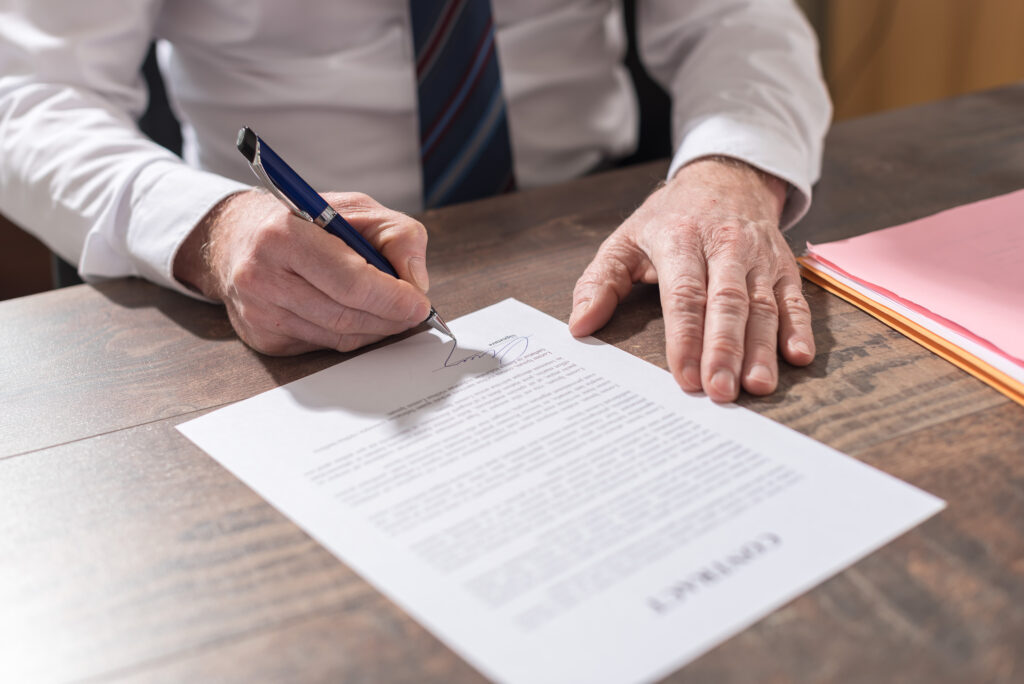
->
[0,0,830,402]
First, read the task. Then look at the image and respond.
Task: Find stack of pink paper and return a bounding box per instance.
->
[800,188,1024,406]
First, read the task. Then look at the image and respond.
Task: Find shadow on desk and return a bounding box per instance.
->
[93,278,343,390]
[584,280,836,407]
[93,278,234,343]
[91,271,838,410]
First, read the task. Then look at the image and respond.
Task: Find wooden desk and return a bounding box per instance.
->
[2,85,1023,683]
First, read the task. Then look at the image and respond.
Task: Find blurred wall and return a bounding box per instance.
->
[816,0,1024,120]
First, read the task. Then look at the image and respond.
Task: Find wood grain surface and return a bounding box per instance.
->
[1,85,1023,683]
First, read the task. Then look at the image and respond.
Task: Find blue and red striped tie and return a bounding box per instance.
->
[410,1,516,208]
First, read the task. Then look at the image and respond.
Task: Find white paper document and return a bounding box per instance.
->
[178,299,944,683]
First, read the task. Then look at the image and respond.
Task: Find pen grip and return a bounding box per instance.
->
[323,213,399,278]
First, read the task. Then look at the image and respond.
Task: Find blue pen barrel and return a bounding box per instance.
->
[257,139,330,219]
[257,135,398,278]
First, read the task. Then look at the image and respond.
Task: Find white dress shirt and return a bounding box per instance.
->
[0,0,830,298]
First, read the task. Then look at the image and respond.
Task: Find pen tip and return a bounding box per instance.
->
[427,308,455,341]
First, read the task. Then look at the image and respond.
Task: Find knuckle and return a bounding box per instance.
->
[708,284,748,316]
[227,303,302,356]
[341,191,372,205]
[228,256,254,283]
[392,219,428,249]
[248,224,288,263]
[332,191,378,213]
[748,289,779,318]
[342,276,374,311]
[332,306,363,333]
[712,282,748,302]
[258,340,290,355]
[257,211,291,239]
[747,335,778,357]
[672,330,705,353]
[240,304,274,333]
[573,270,605,293]
[228,258,263,295]
[706,223,746,255]
[244,327,287,355]
[334,334,366,353]
[599,235,635,263]
[657,238,702,267]
[347,191,373,204]
[780,293,811,314]
[574,258,630,296]
[406,218,428,241]
[665,275,708,310]
[706,335,746,360]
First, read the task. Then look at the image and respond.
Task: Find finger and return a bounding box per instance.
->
[224,298,318,356]
[232,297,387,355]
[284,281,420,337]
[569,236,646,337]
[235,258,418,338]
[324,192,431,292]
[740,270,780,396]
[376,218,430,294]
[651,231,707,393]
[776,268,815,366]
[294,224,431,325]
[701,254,751,403]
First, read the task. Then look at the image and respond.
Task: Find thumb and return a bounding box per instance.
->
[323,192,431,293]
[569,236,646,337]
[368,219,430,293]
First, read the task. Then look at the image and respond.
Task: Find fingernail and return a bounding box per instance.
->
[683,361,701,389]
[792,340,812,357]
[748,364,773,386]
[710,369,736,399]
[408,256,429,292]
[409,298,430,322]
[569,300,590,328]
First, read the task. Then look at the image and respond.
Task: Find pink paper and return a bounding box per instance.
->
[808,188,1024,368]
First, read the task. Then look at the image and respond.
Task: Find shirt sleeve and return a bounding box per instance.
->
[0,2,247,298]
[637,0,832,229]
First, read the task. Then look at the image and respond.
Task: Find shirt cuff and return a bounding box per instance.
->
[665,115,819,231]
[127,160,249,301]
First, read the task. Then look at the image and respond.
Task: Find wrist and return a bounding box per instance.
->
[674,156,788,221]
[172,190,248,300]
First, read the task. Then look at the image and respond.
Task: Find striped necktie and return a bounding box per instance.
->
[410,1,516,209]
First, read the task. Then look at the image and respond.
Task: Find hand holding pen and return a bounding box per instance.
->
[172,129,450,356]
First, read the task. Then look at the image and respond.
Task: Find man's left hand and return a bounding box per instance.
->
[568,157,815,402]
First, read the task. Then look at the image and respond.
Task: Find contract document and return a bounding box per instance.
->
[178,298,944,683]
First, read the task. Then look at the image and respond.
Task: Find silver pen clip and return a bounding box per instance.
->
[247,138,314,223]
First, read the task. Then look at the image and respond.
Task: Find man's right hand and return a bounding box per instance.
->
[173,189,432,355]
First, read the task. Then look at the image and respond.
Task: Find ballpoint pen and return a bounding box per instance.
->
[235,126,455,341]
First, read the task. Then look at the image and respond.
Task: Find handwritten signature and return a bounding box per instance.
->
[436,335,530,371]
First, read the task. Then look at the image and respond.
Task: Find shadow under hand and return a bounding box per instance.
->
[93,278,341,387]
[742,283,837,408]
[277,330,512,434]
[563,279,837,407]
[588,283,664,347]
[94,278,235,342]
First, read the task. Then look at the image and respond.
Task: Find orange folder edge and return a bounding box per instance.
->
[798,256,1024,408]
